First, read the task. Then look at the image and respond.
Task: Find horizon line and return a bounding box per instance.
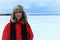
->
[0,14,60,16]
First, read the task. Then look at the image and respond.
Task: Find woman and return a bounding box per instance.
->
[2,5,34,40]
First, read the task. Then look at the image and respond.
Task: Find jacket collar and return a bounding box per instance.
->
[10,19,25,24]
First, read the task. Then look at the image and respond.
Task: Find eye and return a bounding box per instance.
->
[19,11,22,13]
[14,12,18,13]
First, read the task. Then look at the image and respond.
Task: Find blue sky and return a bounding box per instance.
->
[0,0,60,14]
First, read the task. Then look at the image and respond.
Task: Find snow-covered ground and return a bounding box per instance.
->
[0,15,60,40]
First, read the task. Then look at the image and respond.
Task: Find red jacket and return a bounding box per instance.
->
[2,19,34,40]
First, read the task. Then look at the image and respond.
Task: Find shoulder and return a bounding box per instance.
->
[4,22,11,29]
[5,22,10,27]
[26,22,31,27]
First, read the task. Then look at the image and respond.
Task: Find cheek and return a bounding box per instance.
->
[19,13,22,18]
[20,13,22,17]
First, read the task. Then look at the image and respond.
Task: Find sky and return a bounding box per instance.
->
[0,0,60,14]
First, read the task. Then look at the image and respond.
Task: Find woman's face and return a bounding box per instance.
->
[15,11,22,21]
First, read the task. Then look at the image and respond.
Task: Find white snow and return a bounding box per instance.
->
[0,15,60,40]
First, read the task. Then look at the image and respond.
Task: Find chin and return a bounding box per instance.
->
[17,17,21,19]
[16,17,22,20]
